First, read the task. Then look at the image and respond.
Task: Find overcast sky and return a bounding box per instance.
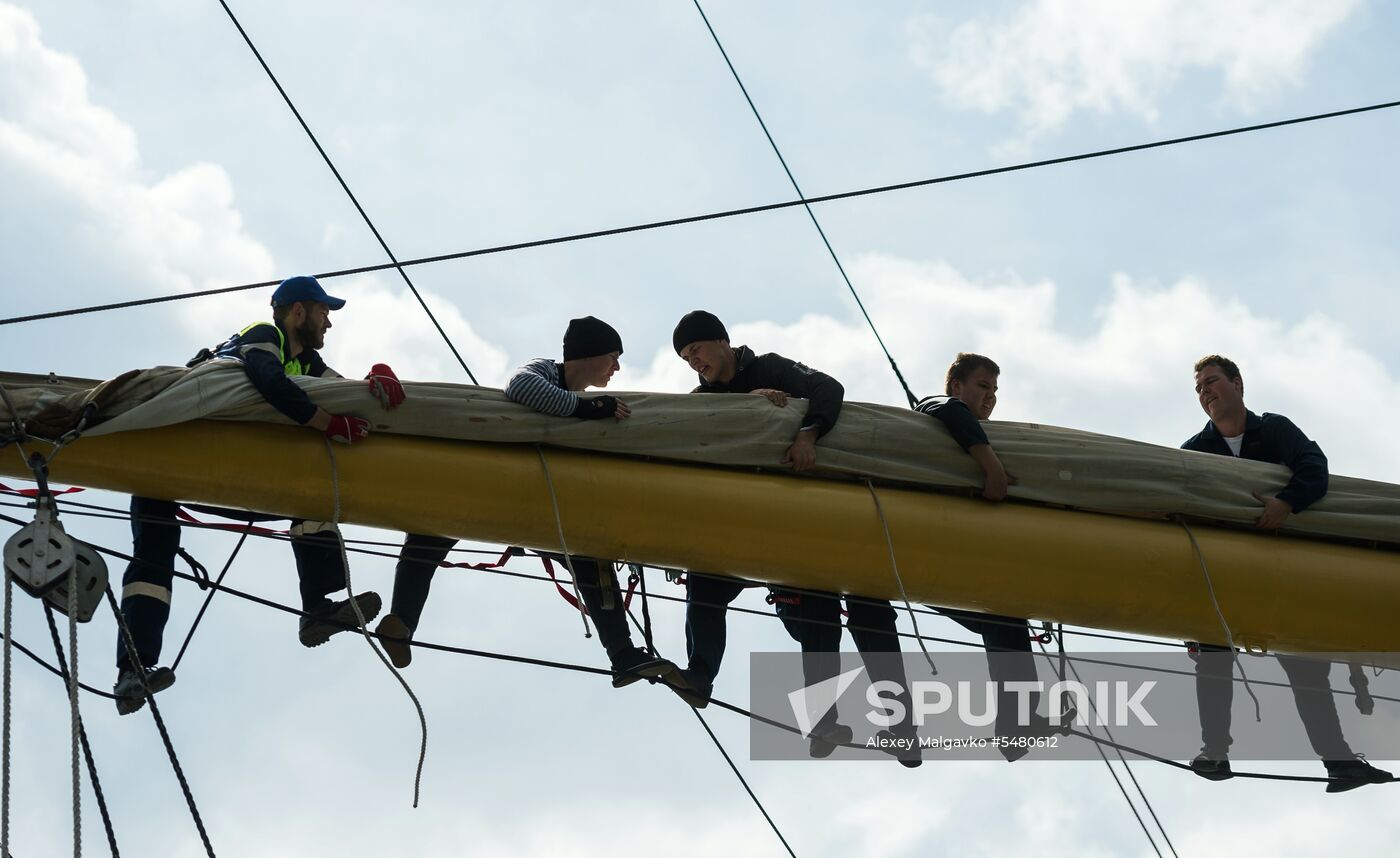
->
[3,1,1398,855]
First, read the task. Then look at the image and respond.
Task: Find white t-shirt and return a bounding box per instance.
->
[1224,433,1244,456]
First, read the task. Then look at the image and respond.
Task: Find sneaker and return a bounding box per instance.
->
[997,713,1060,763]
[668,668,713,709]
[375,613,413,669]
[1190,752,1234,781]
[113,666,176,716]
[874,729,923,768]
[808,722,854,759]
[610,647,677,689]
[299,592,382,648]
[1324,756,1393,793]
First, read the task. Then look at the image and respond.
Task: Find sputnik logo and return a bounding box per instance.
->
[786,665,867,736]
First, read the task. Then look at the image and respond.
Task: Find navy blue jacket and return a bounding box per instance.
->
[1181,411,1328,512]
[692,346,844,437]
[194,321,339,425]
[914,395,989,451]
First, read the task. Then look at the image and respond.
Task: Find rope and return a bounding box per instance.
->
[66,556,81,858]
[1178,519,1262,721]
[691,0,917,408]
[1044,639,1179,858]
[535,447,592,638]
[865,481,937,675]
[3,97,1395,328]
[4,514,1380,791]
[102,588,215,857]
[1,569,11,858]
[171,531,249,671]
[320,440,429,807]
[213,0,479,384]
[619,602,797,858]
[43,608,119,858]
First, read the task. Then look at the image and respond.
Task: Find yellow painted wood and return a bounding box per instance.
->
[5,420,1397,657]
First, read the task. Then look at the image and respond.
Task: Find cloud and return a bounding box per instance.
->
[0,3,276,296]
[908,0,1360,146]
[623,253,1400,482]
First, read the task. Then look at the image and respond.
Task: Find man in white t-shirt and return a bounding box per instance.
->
[1181,354,1390,792]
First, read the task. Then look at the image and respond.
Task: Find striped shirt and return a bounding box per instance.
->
[505,357,579,417]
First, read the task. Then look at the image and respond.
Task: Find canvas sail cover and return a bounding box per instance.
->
[3,361,1397,546]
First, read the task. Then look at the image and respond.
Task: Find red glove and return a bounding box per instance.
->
[365,364,406,410]
[324,414,370,444]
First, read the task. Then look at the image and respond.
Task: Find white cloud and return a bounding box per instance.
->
[625,253,1400,482]
[0,3,276,295]
[909,0,1360,146]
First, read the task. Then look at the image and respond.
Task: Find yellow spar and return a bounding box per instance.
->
[4,419,1398,658]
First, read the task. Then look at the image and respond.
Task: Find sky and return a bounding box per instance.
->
[2,0,1398,855]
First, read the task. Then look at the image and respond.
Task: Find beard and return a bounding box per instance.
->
[295,317,324,351]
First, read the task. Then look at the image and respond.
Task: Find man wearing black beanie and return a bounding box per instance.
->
[668,311,918,765]
[375,317,676,689]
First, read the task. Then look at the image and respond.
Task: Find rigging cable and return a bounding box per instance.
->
[43,607,121,858]
[0,98,1393,329]
[321,440,430,808]
[1042,638,1179,858]
[0,512,1385,791]
[691,0,917,407]
[212,0,480,384]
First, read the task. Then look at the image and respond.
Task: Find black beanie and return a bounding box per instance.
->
[563,316,623,361]
[672,310,729,354]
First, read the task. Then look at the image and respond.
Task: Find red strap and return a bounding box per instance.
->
[0,482,85,498]
[539,557,638,615]
[541,556,584,612]
[175,507,286,535]
[435,546,516,572]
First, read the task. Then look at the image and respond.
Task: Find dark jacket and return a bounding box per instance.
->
[194,321,339,425]
[693,346,843,436]
[1181,410,1328,512]
[914,395,989,451]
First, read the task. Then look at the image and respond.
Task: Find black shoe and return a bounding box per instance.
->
[808,722,854,759]
[299,592,382,648]
[875,729,923,768]
[113,666,176,716]
[1190,753,1234,781]
[1324,756,1393,793]
[610,647,677,689]
[997,713,1060,762]
[668,668,713,709]
[375,613,413,669]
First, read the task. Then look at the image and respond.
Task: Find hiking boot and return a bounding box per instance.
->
[299,592,382,648]
[1324,756,1393,793]
[668,668,713,709]
[875,729,922,768]
[375,613,413,669]
[1190,752,1234,781]
[610,647,677,689]
[808,722,854,759]
[113,666,176,716]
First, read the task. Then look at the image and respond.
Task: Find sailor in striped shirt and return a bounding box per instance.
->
[376,317,676,688]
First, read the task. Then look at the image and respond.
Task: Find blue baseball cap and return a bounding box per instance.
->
[270,275,346,310]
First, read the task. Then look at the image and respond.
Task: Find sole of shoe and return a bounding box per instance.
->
[375,613,413,669]
[809,724,855,758]
[1190,764,1234,782]
[667,674,712,709]
[611,657,677,689]
[300,592,383,648]
[114,667,177,716]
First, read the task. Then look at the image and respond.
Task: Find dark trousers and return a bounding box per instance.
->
[1193,644,1352,760]
[775,590,916,736]
[684,573,755,685]
[944,608,1040,736]
[392,535,637,661]
[116,496,349,670]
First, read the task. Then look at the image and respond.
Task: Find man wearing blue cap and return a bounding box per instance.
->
[373,316,677,689]
[112,275,407,715]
